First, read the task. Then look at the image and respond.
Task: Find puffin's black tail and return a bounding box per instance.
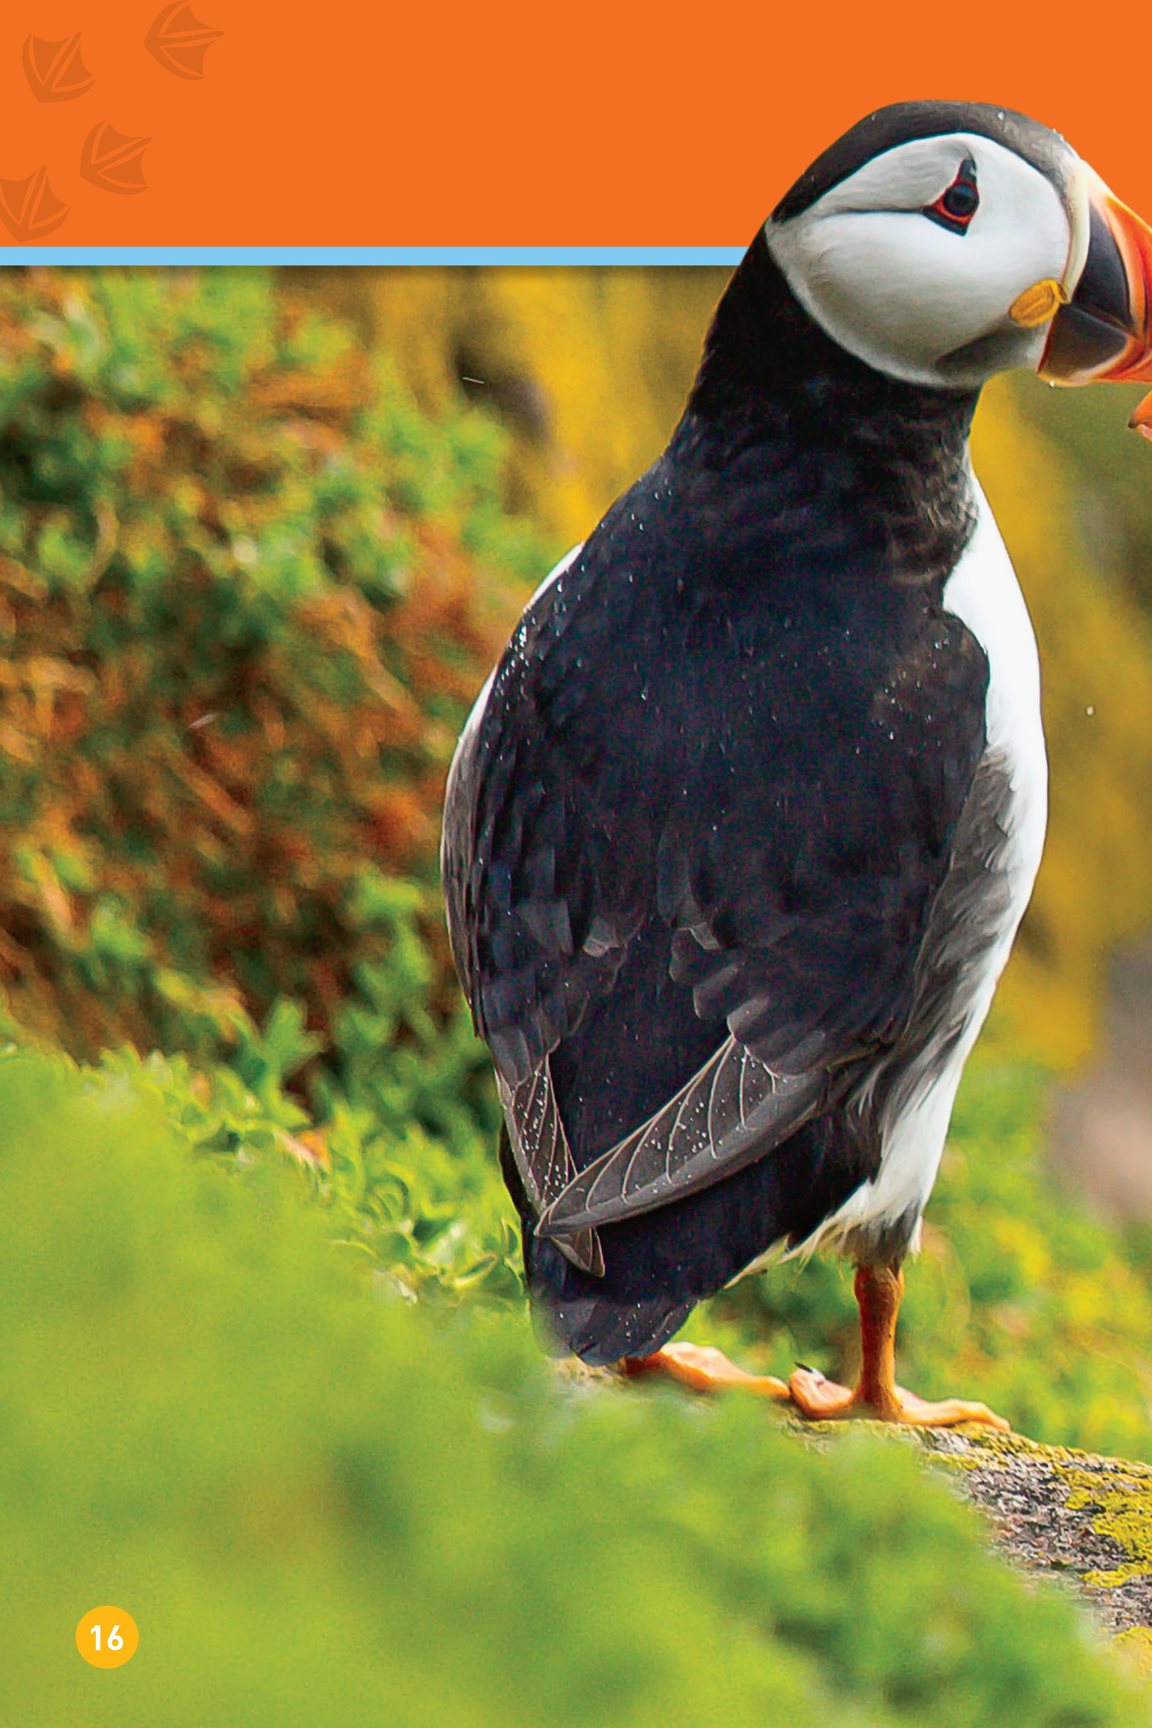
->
[525,1234,695,1366]
[501,1119,852,1367]
[497,1124,681,1363]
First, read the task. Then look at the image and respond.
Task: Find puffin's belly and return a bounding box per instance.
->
[809,482,1049,1256]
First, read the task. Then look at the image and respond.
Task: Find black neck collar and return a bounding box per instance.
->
[671,232,981,589]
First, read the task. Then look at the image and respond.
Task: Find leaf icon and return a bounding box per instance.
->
[81,125,151,195]
[22,33,96,102]
[0,168,69,241]
[145,4,224,79]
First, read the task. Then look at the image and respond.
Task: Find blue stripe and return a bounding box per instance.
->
[0,245,743,268]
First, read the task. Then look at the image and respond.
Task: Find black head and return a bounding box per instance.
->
[773,100,1074,224]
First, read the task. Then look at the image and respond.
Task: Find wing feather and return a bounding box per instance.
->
[536,1036,825,1236]
[497,1062,604,1275]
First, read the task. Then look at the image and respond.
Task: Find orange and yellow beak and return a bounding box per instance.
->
[1039,177,1152,436]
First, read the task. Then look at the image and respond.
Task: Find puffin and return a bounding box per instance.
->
[441,101,1152,1426]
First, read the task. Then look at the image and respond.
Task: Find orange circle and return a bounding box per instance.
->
[75,1606,138,1669]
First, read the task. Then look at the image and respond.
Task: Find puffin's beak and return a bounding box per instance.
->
[1039,178,1152,408]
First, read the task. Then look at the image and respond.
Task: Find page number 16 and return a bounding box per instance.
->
[76,1605,139,1668]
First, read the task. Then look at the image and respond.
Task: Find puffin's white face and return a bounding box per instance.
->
[767,132,1089,389]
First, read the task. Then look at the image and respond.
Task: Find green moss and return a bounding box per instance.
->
[947,1428,1089,1467]
[1056,1461,1152,1589]
[1114,1629,1152,1675]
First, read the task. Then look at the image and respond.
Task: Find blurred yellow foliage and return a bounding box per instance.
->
[975,379,1152,1067]
[314,266,725,544]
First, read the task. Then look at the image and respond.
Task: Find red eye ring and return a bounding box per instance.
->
[924,157,980,235]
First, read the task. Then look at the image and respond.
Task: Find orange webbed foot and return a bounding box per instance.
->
[624,1341,791,1400]
[787,1365,1009,1430]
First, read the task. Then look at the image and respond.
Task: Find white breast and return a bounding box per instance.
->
[809,479,1048,1254]
[944,480,1048,880]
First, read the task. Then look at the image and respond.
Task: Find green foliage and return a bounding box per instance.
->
[98,1009,520,1314]
[1,1049,1144,1728]
[0,268,547,1061]
[31,981,1152,1464]
[5,266,1152,1719]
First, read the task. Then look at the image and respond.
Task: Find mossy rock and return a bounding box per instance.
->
[913,1425,1152,1645]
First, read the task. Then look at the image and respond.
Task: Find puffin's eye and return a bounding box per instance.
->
[924,158,980,235]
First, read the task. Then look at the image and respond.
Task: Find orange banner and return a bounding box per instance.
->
[0,2,1146,248]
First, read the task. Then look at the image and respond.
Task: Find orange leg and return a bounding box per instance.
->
[623,1341,790,1400]
[787,1262,1009,1429]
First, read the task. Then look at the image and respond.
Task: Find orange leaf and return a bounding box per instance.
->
[80,125,151,195]
[0,169,69,242]
[22,33,95,103]
[144,4,224,79]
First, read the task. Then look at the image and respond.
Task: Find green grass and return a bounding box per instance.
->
[1,1047,1148,1726]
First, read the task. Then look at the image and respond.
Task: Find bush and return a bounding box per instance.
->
[0,269,546,1062]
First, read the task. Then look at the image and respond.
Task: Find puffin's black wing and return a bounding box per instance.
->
[535,1034,821,1237]
[442,539,657,1272]
[443,489,990,1266]
[442,545,650,1088]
